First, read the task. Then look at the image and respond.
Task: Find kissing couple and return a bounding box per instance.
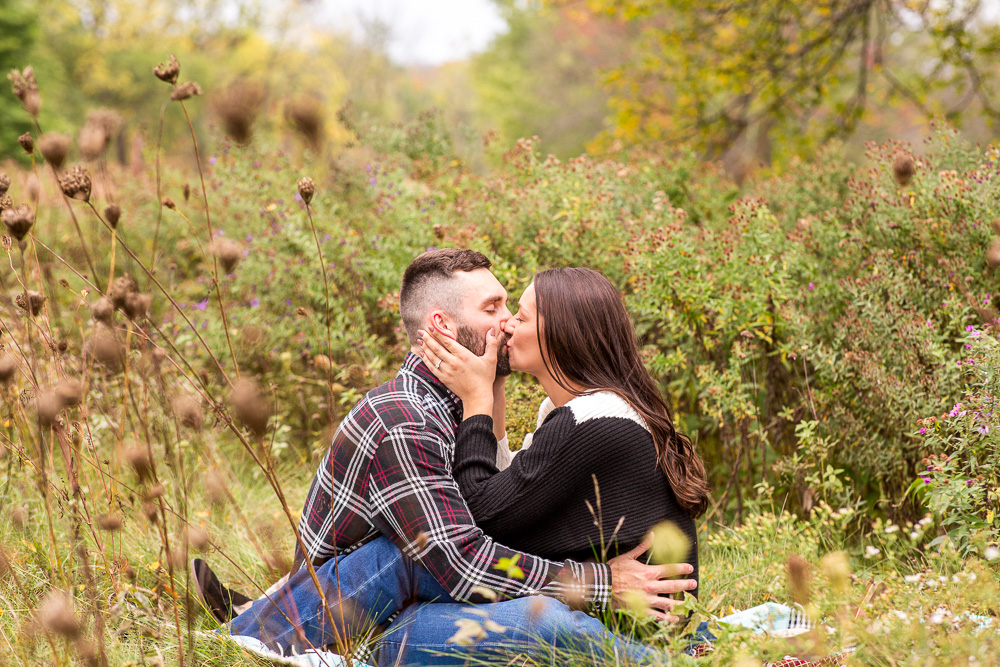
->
[193,248,708,665]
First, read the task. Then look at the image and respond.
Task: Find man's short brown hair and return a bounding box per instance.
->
[399,249,492,344]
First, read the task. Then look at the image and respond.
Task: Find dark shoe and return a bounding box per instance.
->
[191,558,253,624]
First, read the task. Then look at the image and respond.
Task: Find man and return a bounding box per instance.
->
[197,249,694,661]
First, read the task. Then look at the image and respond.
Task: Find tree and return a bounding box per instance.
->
[552,0,1000,172]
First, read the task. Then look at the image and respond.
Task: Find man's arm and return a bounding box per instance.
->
[369,422,612,609]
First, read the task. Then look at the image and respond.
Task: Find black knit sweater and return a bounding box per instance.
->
[453,391,699,591]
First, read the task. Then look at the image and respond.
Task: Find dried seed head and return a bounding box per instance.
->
[17,133,33,154]
[212,80,266,144]
[55,378,84,407]
[124,446,152,483]
[2,204,34,241]
[26,174,40,203]
[432,224,445,240]
[86,327,125,371]
[0,355,17,384]
[182,183,191,202]
[58,165,92,202]
[15,290,45,316]
[313,354,332,373]
[36,391,62,427]
[8,67,41,117]
[0,194,11,213]
[786,554,811,605]
[297,177,315,204]
[211,237,243,273]
[11,505,28,528]
[987,239,1000,272]
[38,133,70,169]
[893,153,916,187]
[172,394,203,430]
[123,292,151,321]
[170,81,202,102]
[186,525,209,551]
[144,483,165,500]
[78,123,106,161]
[162,197,176,210]
[153,55,180,84]
[819,550,851,593]
[142,501,159,523]
[0,173,9,196]
[110,275,137,309]
[104,203,121,228]
[204,469,228,505]
[96,514,123,532]
[229,377,270,439]
[36,590,80,639]
[91,298,114,324]
[285,96,324,147]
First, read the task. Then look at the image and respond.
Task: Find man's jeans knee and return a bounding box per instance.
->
[225,536,449,655]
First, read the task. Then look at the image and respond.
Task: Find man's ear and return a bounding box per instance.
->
[428,310,457,340]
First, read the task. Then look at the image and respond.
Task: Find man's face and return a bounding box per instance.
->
[448,268,512,376]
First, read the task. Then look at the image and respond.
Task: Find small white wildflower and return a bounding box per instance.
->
[910,531,920,540]
[985,545,1000,561]
[926,578,938,588]
[885,524,899,534]
[865,545,881,558]
[968,572,977,582]
[892,610,909,621]
[952,575,961,583]
[904,574,921,583]
[929,611,945,625]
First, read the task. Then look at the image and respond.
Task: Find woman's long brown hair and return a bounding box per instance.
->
[533,267,709,518]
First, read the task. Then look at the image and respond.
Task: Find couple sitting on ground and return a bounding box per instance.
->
[192,248,708,665]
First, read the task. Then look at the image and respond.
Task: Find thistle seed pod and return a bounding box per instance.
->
[26,174,40,203]
[36,390,62,427]
[78,123,106,161]
[153,55,180,85]
[38,133,70,169]
[110,275,137,309]
[285,96,324,147]
[123,292,151,321]
[786,554,811,605]
[36,590,81,639]
[893,153,916,187]
[144,483,165,500]
[142,501,159,523]
[91,298,114,324]
[0,194,12,213]
[2,204,33,241]
[297,177,315,204]
[987,238,1000,272]
[86,327,125,371]
[8,67,40,117]
[172,394,203,430]
[96,514,123,532]
[229,377,270,439]
[204,469,228,505]
[17,133,34,155]
[15,290,45,316]
[124,446,152,483]
[18,133,33,155]
[58,165,92,202]
[182,183,191,202]
[186,525,209,551]
[104,203,121,228]
[162,197,176,210]
[170,81,202,102]
[212,80,266,144]
[55,378,84,407]
[0,355,18,384]
[211,237,243,273]
[0,173,9,196]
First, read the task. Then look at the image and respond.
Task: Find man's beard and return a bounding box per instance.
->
[456,325,511,377]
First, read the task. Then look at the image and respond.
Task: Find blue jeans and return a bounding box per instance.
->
[225,536,658,664]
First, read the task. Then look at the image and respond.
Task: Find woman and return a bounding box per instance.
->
[222,267,708,665]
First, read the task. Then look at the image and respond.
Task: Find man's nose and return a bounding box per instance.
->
[502,311,516,334]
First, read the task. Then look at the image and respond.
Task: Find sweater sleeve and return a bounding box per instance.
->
[452,410,601,538]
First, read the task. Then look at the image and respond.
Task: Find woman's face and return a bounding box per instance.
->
[503,283,546,376]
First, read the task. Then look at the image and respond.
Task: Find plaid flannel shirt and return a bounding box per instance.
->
[293,352,612,610]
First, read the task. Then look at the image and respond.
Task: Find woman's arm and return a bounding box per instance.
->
[452,409,602,536]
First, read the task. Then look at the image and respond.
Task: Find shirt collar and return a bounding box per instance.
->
[400,351,463,418]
